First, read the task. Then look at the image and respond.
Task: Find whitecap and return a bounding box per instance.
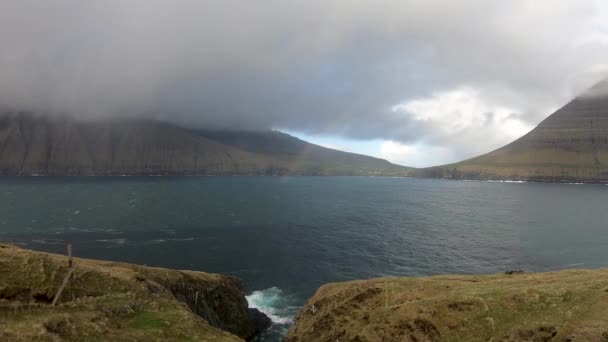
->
[96,238,127,245]
[167,237,195,241]
[143,239,167,244]
[487,180,527,183]
[246,287,294,325]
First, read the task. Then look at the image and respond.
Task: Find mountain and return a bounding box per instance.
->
[0,112,409,176]
[412,80,608,182]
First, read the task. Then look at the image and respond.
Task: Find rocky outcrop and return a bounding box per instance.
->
[141,269,270,340]
[412,80,608,183]
[286,269,608,341]
[0,244,269,341]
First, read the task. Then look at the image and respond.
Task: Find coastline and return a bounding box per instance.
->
[2,173,608,185]
[0,244,270,341]
[286,268,608,341]
[5,243,608,341]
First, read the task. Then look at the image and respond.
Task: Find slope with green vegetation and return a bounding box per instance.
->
[412,81,608,182]
[0,112,409,176]
[0,244,269,341]
[286,269,608,341]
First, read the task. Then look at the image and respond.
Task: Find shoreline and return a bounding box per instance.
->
[286,268,608,341]
[1,174,608,185]
[0,244,271,341]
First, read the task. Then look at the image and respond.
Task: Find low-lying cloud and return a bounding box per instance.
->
[1,1,608,164]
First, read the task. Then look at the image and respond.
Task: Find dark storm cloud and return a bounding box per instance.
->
[1,0,608,143]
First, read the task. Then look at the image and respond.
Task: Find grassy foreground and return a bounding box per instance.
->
[0,244,269,341]
[286,269,608,341]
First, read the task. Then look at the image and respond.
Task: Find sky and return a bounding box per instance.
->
[1,1,608,167]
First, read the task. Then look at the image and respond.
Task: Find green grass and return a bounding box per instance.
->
[131,312,167,330]
[286,269,608,341]
[0,244,243,341]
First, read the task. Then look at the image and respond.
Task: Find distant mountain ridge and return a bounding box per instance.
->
[0,112,409,176]
[412,80,608,183]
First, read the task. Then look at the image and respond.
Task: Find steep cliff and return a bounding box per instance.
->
[412,81,608,182]
[0,244,269,341]
[286,269,608,341]
[0,112,408,176]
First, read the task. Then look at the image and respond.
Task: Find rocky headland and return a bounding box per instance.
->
[286,269,608,341]
[0,244,270,341]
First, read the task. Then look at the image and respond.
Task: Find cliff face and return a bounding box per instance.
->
[0,244,269,341]
[286,269,608,341]
[0,112,408,176]
[413,81,608,182]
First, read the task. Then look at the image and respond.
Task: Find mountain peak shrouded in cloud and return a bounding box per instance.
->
[580,78,608,98]
[1,1,608,166]
[411,76,608,182]
[0,111,408,176]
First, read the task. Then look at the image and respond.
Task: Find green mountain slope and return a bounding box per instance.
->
[412,80,608,182]
[199,130,407,176]
[0,112,409,176]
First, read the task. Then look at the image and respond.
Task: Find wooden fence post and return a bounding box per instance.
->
[51,268,74,306]
[51,243,75,306]
[68,243,74,302]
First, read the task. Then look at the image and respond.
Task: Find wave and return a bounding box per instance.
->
[96,238,128,246]
[143,239,167,244]
[141,237,196,245]
[487,180,527,183]
[246,287,294,325]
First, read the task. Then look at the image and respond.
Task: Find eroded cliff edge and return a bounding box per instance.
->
[0,244,270,341]
[286,269,608,341]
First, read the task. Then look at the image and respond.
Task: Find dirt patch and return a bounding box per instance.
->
[505,270,525,275]
[447,301,476,312]
[503,326,557,342]
[394,318,440,341]
[350,287,383,304]
[44,317,75,338]
[33,293,53,303]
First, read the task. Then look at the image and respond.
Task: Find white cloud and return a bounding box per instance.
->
[388,87,534,165]
[1,1,608,166]
[316,142,352,152]
[380,141,455,168]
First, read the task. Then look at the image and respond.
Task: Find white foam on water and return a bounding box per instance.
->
[143,239,167,244]
[246,287,294,325]
[167,237,195,241]
[96,238,127,245]
[487,180,527,183]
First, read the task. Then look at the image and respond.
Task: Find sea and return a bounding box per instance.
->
[1,176,608,341]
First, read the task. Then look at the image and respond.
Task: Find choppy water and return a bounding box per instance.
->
[1,176,608,340]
